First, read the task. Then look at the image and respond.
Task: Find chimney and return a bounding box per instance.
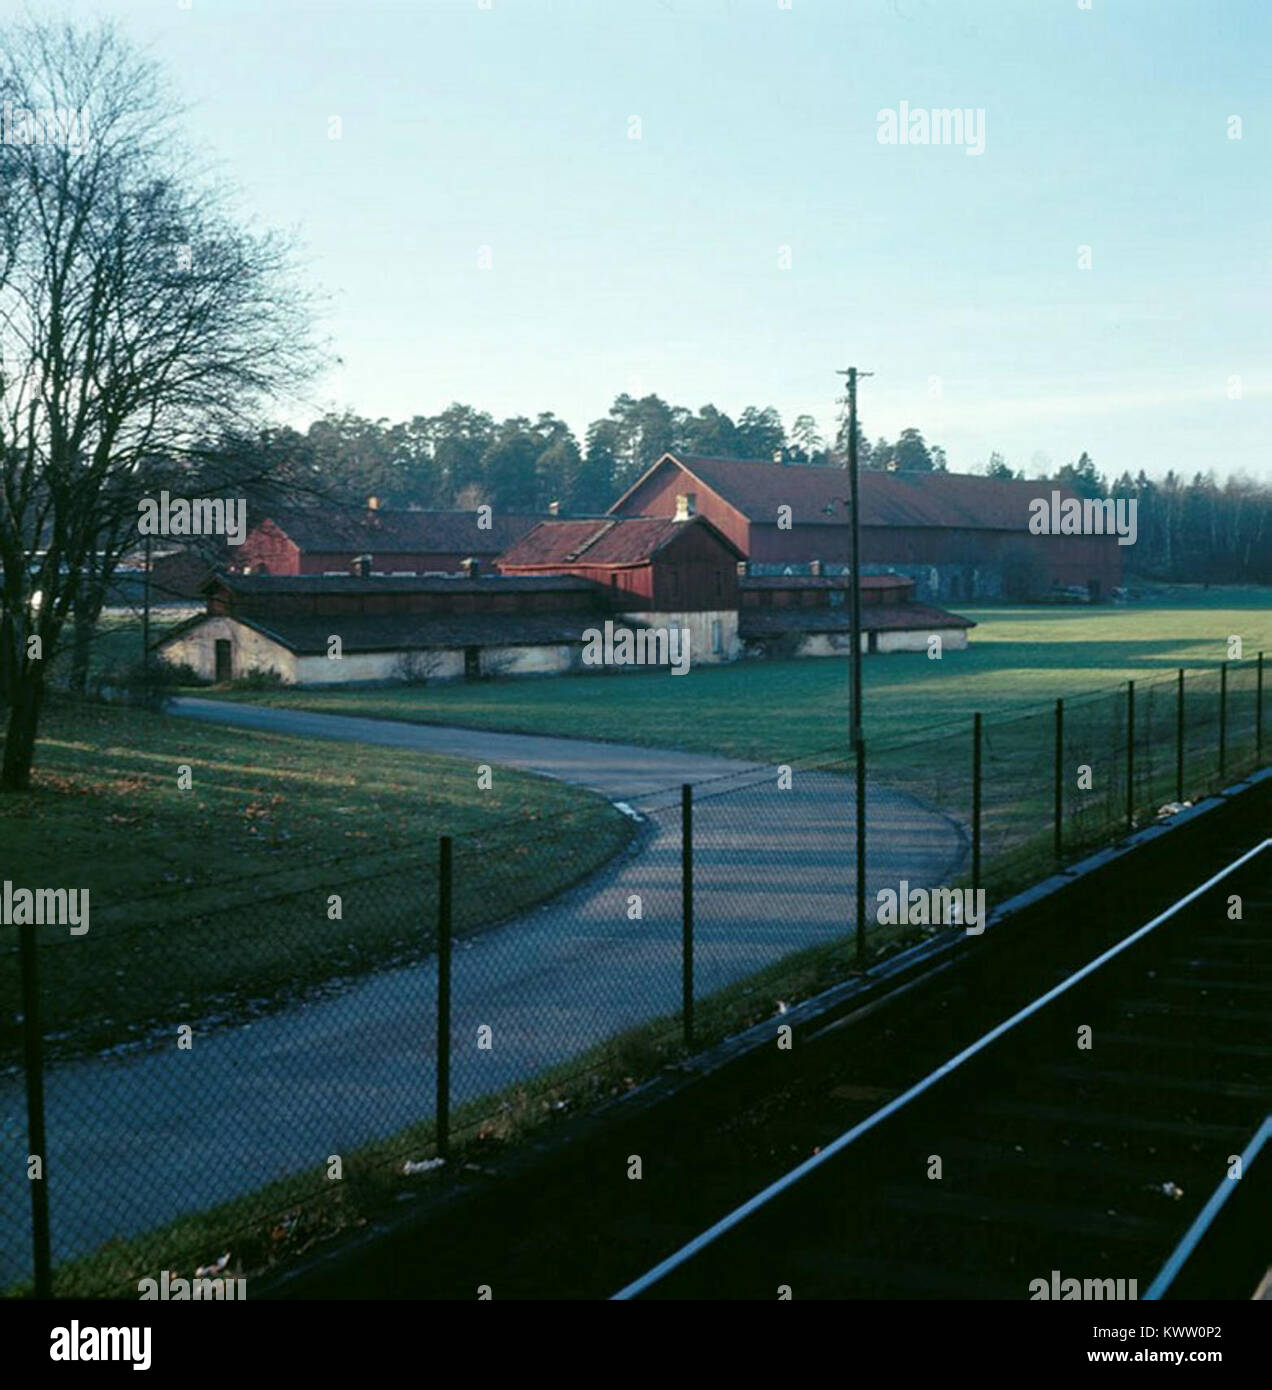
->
[461,557,480,579]
[809,559,822,577]
[367,496,379,511]
[548,500,560,517]
[674,492,697,521]
[353,554,372,579]
[772,449,784,464]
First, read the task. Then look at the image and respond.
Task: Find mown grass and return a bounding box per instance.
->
[199,588,1272,762]
[0,700,630,1063]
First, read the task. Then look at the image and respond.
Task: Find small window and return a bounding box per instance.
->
[711,619,723,654]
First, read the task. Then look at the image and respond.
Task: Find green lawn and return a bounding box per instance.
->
[204,588,1272,761]
[0,700,629,1062]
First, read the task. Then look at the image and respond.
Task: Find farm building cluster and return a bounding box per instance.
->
[156,452,1122,685]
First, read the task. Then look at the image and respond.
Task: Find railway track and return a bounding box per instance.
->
[616,834,1272,1300]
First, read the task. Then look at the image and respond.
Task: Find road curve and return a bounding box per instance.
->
[0,699,965,1286]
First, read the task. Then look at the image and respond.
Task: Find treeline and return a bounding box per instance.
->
[234,395,948,519]
[1050,452,1272,585]
[230,400,1272,584]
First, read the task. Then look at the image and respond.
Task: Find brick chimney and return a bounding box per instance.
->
[548,500,560,517]
[367,496,380,510]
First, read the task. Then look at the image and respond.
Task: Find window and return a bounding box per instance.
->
[711,619,723,655]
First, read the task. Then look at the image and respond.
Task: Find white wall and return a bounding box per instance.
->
[619,609,739,664]
[877,626,968,653]
[159,617,297,682]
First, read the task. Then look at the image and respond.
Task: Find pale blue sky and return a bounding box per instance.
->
[18,0,1272,480]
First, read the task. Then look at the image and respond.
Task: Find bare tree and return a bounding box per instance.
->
[0,21,317,788]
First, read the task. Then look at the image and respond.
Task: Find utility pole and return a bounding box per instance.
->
[836,366,873,967]
[836,367,873,745]
[141,532,152,670]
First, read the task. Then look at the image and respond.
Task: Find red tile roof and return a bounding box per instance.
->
[497,515,742,569]
[615,454,1079,532]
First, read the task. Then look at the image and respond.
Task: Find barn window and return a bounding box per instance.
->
[711,619,723,654]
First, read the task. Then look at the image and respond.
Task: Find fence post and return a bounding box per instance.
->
[436,835,452,1162]
[971,713,982,897]
[681,783,694,1051]
[855,737,867,969]
[1053,698,1063,863]
[1219,662,1228,781]
[1126,680,1135,835]
[18,922,51,1298]
[1258,652,1265,765]
[1176,668,1185,801]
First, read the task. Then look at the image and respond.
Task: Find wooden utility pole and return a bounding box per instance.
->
[836,367,872,745]
[837,366,872,966]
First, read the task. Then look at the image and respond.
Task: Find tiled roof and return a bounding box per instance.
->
[165,611,606,656]
[206,571,600,596]
[618,454,1078,532]
[740,573,911,591]
[256,508,547,554]
[740,603,975,636]
[498,514,742,568]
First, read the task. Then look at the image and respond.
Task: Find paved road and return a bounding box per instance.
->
[0,699,965,1285]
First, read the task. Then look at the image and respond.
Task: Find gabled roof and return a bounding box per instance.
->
[205,571,599,597]
[740,604,976,637]
[255,507,547,554]
[611,453,1080,532]
[497,514,745,569]
[158,611,632,655]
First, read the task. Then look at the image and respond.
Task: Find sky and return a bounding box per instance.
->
[11,0,1272,481]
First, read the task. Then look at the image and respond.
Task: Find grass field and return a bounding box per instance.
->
[0,700,628,1062]
[203,588,1272,761]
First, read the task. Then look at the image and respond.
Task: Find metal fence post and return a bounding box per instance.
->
[1053,698,1063,863]
[1176,668,1185,801]
[855,737,867,969]
[1126,680,1135,835]
[18,922,51,1298]
[971,713,982,897]
[1258,652,1265,765]
[681,783,694,1051]
[436,835,452,1162]
[1219,662,1228,781]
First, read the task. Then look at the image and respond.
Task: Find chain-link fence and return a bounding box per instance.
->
[3,656,1267,1297]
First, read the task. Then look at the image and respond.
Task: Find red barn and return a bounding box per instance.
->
[237,506,547,577]
[497,514,746,660]
[608,453,1124,603]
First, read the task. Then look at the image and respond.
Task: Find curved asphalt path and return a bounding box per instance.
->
[0,698,964,1285]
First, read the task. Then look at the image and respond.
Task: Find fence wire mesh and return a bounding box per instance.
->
[3,656,1267,1296]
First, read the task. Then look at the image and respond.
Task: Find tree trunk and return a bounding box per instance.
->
[1,673,44,792]
[69,607,94,695]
